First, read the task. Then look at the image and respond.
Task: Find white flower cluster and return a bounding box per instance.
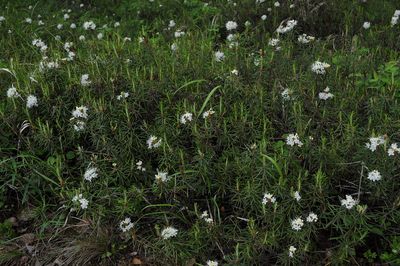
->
[136,160,146,171]
[83,20,96,30]
[63,41,75,61]
[174,30,185,38]
[363,22,371,29]
[202,108,215,119]
[262,192,276,205]
[298,34,315,44]
[39,57,60,72]
[306,212,318,223]
[311,61,330,75]
[155,171,170,182]
[227,33,239,48]
[291,212,318,231]
[84,166,98,182]
[7,86,20,99]
[32,38,48,52]
[72,194,89,209]
[286,133,303,147]
[168,20,176,29]
[319,87,334,100]
[268,38,281,51]
[365,136,385,152]
[171,43,178,51]
[161,226,178,239]
[116,91,129,100]
[71,106,89,131]
[26,95,38,108]
[180,112,193,124]
[200,211,214,224]
[367,170,382,182]
[276,20,297,34]
[291,217,304,231]
[391,10,400,26]
[225,20,238,31]
[119,217,134,232]
[206,260,218,266]
[288,246,296,257]
[214,51,225,62]
[80,74,91,86]
[281,88,292,101]
[147,135,162,149]
[293,191,301,201]
[340,195,358,209]
[388,143,400,156]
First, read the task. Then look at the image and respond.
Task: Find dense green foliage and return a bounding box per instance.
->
[1,0,400,265]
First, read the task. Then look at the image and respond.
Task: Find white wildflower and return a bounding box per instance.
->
[261,15,267,21]
[180,112,193,124]
[119,217,134,232]
[84,166,98,182]
[366,136,385,152]
[367,170,382,182]
[293,191,301,202]
[306,212,318,223]
[286,133,303,147]
[291,217,304,231]
[341,195,358,210]
[168,20,176,29]
[214,51,225,62]
[311,61,330,75]
[225,21,238,31]
[391,10,400,26]
[268,38,280,47]
[80,74,91,86]
[288,246,296,257]
[262,192,276,205]
[72,194,89,209]
[298,34,315,44]
[174,30,185,38]
[73,121,86,131]
[26,95,38,108]
[155,171,169,182]
[83,21,96,30]
[161,226,178,239]
[363,21,371,29]
[116,92,129,100]
[136,160,146,171]
[281,88,292,101]
[7,86,20,98]
[388,143,400,156]
[319,87,334,100]
[202,109,215,119]
[147,135,162,149]
[276,20,297,34]
[206,260,218,266]
[72,106,89,119]
[171,43,178,51]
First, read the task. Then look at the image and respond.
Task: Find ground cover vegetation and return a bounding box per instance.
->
[0,0,400,265]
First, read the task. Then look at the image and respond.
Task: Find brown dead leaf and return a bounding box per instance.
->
[131,257,143,265]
